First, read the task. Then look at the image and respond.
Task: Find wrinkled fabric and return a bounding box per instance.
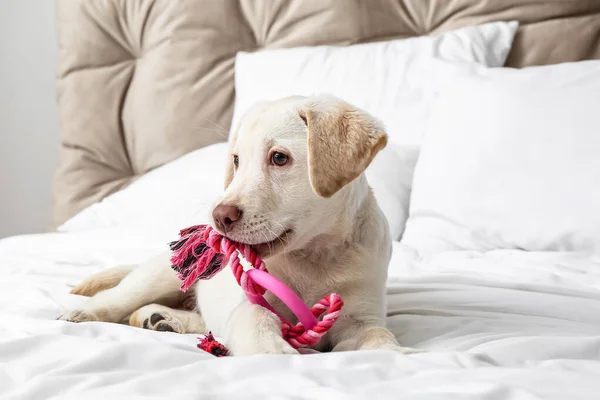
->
[2,230,600,399]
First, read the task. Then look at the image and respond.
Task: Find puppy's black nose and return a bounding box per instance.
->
[212,204,242,233]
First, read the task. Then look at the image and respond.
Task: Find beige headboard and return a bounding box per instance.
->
[52,0,600,228]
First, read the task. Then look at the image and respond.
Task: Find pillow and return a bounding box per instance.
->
[232,21,518,239]
[231,21,518,147]
[401,59,600,254]
[58,143,229,234]
[364,143,419,240]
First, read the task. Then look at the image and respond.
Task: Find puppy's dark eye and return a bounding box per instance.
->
[271,152,289,166]
[233,155,239,168]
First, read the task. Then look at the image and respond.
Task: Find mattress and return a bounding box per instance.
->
[2,228,600,399]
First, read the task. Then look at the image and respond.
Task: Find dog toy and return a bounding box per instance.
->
[169,224,344,356]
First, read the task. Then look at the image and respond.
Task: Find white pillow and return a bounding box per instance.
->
[59,143,229,234]
[401,59,600,254]
[232,21,518,239]
[365,143,419,240]
[231,21,518,147]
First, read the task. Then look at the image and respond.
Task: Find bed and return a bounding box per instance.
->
[4,232,600,398]
[3,1,600,399]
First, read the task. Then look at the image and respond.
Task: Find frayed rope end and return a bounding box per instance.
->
[198,332,230,357]
[169,225,225,292]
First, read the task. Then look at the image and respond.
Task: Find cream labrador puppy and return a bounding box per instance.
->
[59,95,414,356]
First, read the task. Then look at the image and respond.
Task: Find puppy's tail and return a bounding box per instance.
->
[70,265,135,297]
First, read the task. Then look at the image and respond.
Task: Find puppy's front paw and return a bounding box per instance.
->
[389,345,426,355]
[359,340,425,355]
[259,335,299,355]
[226,302,300,356]
[232,334,299,356]
[58,309,98,323]
[356,326,426,355]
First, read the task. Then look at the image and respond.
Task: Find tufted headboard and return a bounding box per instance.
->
[52,0,600,229]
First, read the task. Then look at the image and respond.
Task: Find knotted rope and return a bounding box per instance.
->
[169,224,344,356]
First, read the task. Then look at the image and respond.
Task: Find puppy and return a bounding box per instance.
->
[59,95,415,356]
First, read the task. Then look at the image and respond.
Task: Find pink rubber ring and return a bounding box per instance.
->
[245,269,318,330]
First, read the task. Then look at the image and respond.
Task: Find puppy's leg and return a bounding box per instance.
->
[224,301,298,356]
[59,252,183,324]
[70,265,135,297]
[329,316,422,354]
[197,263,298,356]
[129,304,206,334]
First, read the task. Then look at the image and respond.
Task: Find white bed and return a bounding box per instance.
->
[7,4,600,397]
[3,227,600,399]
[6,57,600,400]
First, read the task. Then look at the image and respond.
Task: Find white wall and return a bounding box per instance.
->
[0,1,59,238]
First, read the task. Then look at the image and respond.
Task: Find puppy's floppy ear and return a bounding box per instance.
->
[299,96,388,198]
[224,130,238,190]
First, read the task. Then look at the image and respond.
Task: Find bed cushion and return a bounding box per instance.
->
[53,0,600,229]
[401,59,600,254]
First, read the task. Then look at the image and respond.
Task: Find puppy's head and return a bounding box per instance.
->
[212,95,387,257]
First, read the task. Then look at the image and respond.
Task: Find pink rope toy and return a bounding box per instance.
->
[169,224,344,356]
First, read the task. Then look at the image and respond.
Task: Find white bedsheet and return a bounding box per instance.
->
[2,227,600,399]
